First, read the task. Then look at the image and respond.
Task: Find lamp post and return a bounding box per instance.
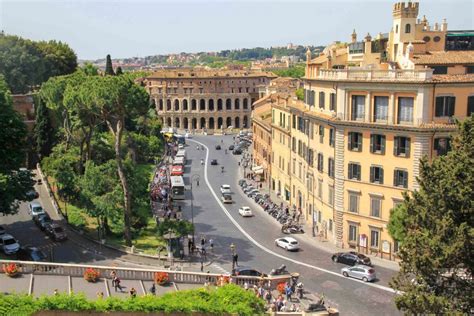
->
[190,174,200,245]
[230,243,236,273]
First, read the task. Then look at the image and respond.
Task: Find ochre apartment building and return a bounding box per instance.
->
[261,1,474,260]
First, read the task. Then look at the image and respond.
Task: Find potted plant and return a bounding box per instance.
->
[154,271,170,286]
[276,282,286,294]
[3,263,19,277]
[83,268,100,283]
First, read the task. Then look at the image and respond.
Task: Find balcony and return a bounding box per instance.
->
[312,68,433,82]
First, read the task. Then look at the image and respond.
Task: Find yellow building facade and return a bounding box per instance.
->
[260,1,474,260]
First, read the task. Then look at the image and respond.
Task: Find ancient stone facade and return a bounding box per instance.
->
[143,69,276,132]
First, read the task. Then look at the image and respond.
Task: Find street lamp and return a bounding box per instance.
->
[190,174,200,244]
[230,243,236,273]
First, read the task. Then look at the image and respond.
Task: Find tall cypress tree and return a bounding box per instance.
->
[116,66,123,75]
[105,54,115,76]
[33,95,55,159]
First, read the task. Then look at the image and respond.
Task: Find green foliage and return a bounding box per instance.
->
[115,66,123,75]
[390,116,474,314]
[272,64,305,78]
[105,54,115,76]
[387,203,408,243]
[157,219,194,237]
[0,285,266,315]
[80,63,99,76]
[0,33,77,93]
[295,88,304,101]
[33,94,55,159]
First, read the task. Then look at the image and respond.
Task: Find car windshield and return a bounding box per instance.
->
[31,250,46,261]
[4,238,16,245]
[223,194,231,199]
[33,207,43,213]
[290,241,298,245]
[54,227,64,233]
[357,254,366,259]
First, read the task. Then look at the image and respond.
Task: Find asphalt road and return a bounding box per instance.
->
[178,134,401,316]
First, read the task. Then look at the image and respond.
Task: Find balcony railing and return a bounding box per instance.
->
[314,68,433,81]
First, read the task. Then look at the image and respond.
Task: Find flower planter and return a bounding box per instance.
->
[3,263,20,278]
[154,272,170,286]
[83,268,100,283]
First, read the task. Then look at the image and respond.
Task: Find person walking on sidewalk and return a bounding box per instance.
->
[209,238,214,252]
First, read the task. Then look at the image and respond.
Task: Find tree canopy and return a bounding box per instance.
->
[390,116,474,314]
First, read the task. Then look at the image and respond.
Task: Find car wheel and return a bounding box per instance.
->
[362,277,368,282]
[343,272,348,277]
[333,257,338,263]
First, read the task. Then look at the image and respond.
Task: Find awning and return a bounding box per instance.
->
[254,169,264,175]
[252,166,263,172]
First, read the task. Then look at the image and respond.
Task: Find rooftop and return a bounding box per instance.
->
[147,69,276,79]
[411,51,474,65]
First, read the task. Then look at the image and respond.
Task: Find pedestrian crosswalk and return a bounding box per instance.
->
[211,263,230,275]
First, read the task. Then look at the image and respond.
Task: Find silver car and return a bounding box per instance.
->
[341,265,376,282]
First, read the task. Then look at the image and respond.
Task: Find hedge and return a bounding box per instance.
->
[0,284,266,316]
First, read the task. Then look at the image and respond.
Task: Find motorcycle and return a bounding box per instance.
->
[270,264,288,276]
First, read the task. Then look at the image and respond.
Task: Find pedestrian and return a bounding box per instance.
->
[97,291,104,299]
[233,253,239,266]
[209,238,214,251]
[53,289,59,295]
[113,276,122,292]
[110,270,117,286]
[201,236,206,247]
[200,260,204,272]
[238,161,240,166]
[244,281,249,290]
[180,248,184,260]
[285,283,292,301]
[149,283,156,295]
[129,287,137,298]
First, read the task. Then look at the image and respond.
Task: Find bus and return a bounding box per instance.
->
[176,149,186,160]
[170,176,185,200]
[170,165,184,176]
[173,156,185,166]
[175,134,186,145]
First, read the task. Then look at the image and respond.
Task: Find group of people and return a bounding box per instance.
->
[110,270,156,297]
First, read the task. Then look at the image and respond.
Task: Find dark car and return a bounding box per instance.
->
[233,267,267,277]
[229,145,235,150]
[238,179,247,187]
[16,246,47,262]
[215,145,221,150]
[332,251,372,266]
[232,149,242,155]
[33,213,51,225]
[45,223,67,241]
[26,190,39,200]
[210,159,218,165]
[37,215,53,231]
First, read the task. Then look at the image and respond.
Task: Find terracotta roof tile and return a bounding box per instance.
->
[432,74,474,83]
[411,51,474,65]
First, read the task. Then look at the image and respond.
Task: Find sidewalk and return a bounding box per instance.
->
[238,152,400,272]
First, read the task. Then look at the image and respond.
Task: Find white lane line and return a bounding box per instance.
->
[189,139,397,294]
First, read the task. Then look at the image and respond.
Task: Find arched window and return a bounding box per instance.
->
[200,99,206,111]
[243,99,248,109]
[217,99,223,111]
[166,117,171,127]
[158,99,163,111]
[191,99,197,111]
[183,99,188,111]
[395,24,399,34]
[208,99,214,111]
[174,99,180,111]
[405,24,411,33]
[235,99,240,110]
[166,99,171,111]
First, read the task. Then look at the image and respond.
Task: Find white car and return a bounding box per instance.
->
[239,206,253,217]
[0,234,20,255]
[28,202,45,217]
[178,144,184,149]
[220,184,231,194]
[275,237,300,251]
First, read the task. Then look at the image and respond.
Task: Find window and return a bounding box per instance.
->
[328,186,334,206]
[370,134,386,154]
[318,211,322,223]
[467,66,474,74]
[435,96,455,117]
[432,66,448,74]
[370,230,380,248]
[395,25,398,34]
[319,91,325,109]
[310,91,316,106]
[329,219,333,231]
[351,95,365,121]
[348,132,362,151]
[317,153,324,172]
[348,163,361,181]
[370,166,384,184]
[394,169,408,188]
[405,24,411,33]
[330,93,336,111]
[370,197,382,218]
[398,97,414,124]
[328,158,335,178]
[348,193,359,213]
[374,96,389,122]
[318,179,323,199]
[349,225,357,242]
[394,136,411,157]
[468,96,474,116]
[329,128,335,147]
[292,137,296,152]
[292,115,296,128]
[434,137,451,156]
[393,240,399,253]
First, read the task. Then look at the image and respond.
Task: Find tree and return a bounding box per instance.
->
[81,63,98,76]
[390,116,474,314]
[115,66,123,76]
[387,203,409,244]
[295,88,304,101]
[105,54,115,76]
[33,95,55,159]
[0,76,34,215]
[36,40,77,80]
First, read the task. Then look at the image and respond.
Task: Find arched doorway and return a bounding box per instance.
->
[200,99,206,111]
[226,98,232,110]
[200,117,206,129]
[183,117,189,130]
[235,99,240,110]
[235,117,240,128]
[217,99,223,111]
[192,118,197,129]
[208,99,214,111]
[243,115,248,128]
[175,117,180,128]
[192,99,197,111]
[217,117,223,129]
[183,99,188,111]
[174,99,180,111]
[166,117,172,127]
[209,117,215,129]
[243,98,248,109]
[166,99,171,111]
[226,117,232,128]
[158,99,163,111]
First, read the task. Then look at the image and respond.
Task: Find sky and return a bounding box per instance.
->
[1,0,473,60]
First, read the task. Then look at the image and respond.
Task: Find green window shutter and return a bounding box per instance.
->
[449,97,456,116]
[381,136,386,155]
[370,135,374,153]
[404,171,408,188]
[394,137,399,156]
[370,166,374,182]
[357,133,362,152]
[406,138,410,158]
[348,133,353,150]
[380,168,384,184]
[348,164,353,179]
[357,165,361,180]
[393,169,397,186]
[435,97,443,116]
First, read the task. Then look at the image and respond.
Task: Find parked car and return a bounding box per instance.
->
[220,184,231,194]
[16,246,47,262]
[0,225,5,236]
[210,159,218,165]
[215,145,221,150]
[228,145,235,150]
[45,223,67,241]
[238,179,247,187]
[243,186,255,194]
[332,251,372,266]
[26,189,39,200]
[275,237,300,251]
[29,202,45,217]
[239,206,253,217]
[232,149,242,155]
[0,234,20,255]
[36,214,53,231]
[233,267,266,277]
[341,265,376,282]
[33,213,51,225]
[221,194,233,204]
[178,144,184,150]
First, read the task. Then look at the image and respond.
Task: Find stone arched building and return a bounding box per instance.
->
[142,69,276,132]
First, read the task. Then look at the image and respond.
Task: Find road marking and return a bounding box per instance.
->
[189,139,398,295]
